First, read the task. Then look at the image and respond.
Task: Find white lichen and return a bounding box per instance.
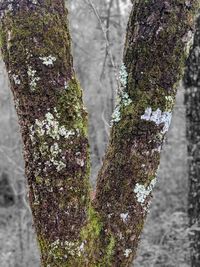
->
[39,55,56,66]
[111,105,121,123]
[12,74,21,85]
[8,4,13,11]
[124,248,132,258]
[143,201,152,213]
[111,62,132,125]
[76,158,85,167]
[14,99,20,109]
[30,108,78,172]
[27,66,40,91]
[64,81,69,90]
[119,63,128,87]
[111,91,132,124]
[121,92,132,106]
[49,239,84,259]
[50,143,61,157]
[134,178,157,205]
[79,242,85,253]
[141,107,172,134]
[182,30,194,56]
[33,109,76,140]
[120,213,129,223]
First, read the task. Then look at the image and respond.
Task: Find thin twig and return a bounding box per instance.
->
[100,0,114,79]
[84,0,121,92]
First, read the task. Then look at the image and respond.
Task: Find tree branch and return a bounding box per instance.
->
[94,0,199,265]
[0,1,91,266]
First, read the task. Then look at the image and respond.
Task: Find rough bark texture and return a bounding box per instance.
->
[94,1,199,266]
[184,15,200,267]
[0,0,199,267]
[0,1,91,266]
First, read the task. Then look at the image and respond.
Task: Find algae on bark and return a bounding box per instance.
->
[0,0,199,266]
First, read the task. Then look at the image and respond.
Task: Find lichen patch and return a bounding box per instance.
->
[27,66,40,91]
[124,248,132,258]
[133,178,157,205]
[141,107,172,134]
[119,63,128,87]
[30,108,79,172]
[39,55,56,66]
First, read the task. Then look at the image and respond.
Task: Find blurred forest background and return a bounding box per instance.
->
[0,1,192,266]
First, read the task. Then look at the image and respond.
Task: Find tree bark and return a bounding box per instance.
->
[0,0,199,267]
[94,1,199,266]
[184,15,200,267]
[0,1,91,266]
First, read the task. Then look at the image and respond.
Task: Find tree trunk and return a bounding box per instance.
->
[94,1,199,266]
[0,0,198,267]
[184,15,200,267]
[0,1,91,266]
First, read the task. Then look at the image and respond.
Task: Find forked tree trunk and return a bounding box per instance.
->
[0,1,198,267]
[184,15,200,267]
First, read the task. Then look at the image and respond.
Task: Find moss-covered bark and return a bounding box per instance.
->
[184,15,200,267]
[0,1,91,266]
[94,1,199,266]
[0,0,199,267]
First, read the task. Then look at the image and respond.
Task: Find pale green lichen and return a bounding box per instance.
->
[121,92,132,106]
[39,55,56,66]
[111,105,121,123]
[32,108,77,141]
[27,66,40,91]
[111,91,132,124]
[134,178,157,205]
[30,108,80,172]
[119,63,128,87]
[49,239,84,261]
[111,63,131,123]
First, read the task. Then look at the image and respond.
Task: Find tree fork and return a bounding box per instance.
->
[0,0,199,267]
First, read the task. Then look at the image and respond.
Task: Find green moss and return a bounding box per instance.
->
[56,78,88,136]
[80,204,102,264]
[0,27,5,50]
[36,176,43,184]
[102,236,115,266]
[78,203,116,267]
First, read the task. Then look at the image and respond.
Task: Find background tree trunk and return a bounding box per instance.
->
[184,15,200,267]
[0,0,199,267]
